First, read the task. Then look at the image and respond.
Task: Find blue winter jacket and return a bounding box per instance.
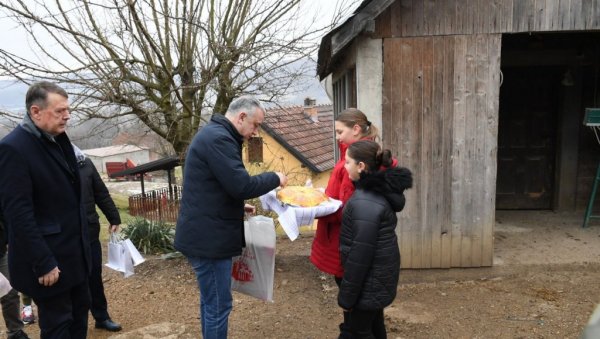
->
[174,114,280,259]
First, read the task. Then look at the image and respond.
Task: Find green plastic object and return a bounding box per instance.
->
[583,162,600,228]
[583,108,600,126]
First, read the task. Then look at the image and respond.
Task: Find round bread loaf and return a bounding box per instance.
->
[276,186,328,207]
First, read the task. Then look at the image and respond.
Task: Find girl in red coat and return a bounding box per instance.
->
[310,108,379,338]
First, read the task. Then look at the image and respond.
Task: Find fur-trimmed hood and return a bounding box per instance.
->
[354,167,413,212]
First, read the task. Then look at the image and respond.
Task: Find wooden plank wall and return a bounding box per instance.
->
[374,0,600,38]
[383,34,500,268]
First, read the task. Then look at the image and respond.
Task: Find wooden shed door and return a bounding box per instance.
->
[496,67,559,209]
[383,34,501,268]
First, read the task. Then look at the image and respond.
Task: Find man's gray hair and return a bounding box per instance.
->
[225,96,265,117]
[26,81,68,115]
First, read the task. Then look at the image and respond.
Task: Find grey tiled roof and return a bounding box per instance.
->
[261,104,334,173]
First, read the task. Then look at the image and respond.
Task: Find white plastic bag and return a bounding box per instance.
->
[231,215,276,302]
[105,233,139,278]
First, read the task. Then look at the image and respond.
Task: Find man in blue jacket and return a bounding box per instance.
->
[0,82,91,338]
[175,96,286,338]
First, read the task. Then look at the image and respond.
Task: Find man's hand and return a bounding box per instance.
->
[109,224,120,233]
[38,267,60,286]
[275,172,288,187]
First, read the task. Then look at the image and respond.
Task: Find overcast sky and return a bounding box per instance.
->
[0,0,356,61]
[0,0,358,111]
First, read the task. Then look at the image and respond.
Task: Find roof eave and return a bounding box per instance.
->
[260,124,323,174]
[317,0,396,80]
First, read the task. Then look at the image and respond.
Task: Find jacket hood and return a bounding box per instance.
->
[355,167,413,212]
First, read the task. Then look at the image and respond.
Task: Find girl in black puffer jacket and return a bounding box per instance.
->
[338,140,412,339]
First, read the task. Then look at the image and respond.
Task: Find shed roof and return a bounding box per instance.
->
[108,156,180,178]
[317,0,392,79]
[261,104,334,173]
[83,144,147,157]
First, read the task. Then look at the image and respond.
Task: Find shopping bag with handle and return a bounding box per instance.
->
[105,233,136,278]
[231,215,276,302]
[123,238,145,266]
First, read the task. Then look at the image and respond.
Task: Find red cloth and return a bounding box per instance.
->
[309,142,357,277]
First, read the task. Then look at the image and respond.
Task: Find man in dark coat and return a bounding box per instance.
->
[0,82,91,338]
[175,95,287,338]
[74,146,122,332]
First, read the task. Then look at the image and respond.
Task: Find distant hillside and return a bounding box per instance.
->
[0,80,27,112]
[0,58,330,111]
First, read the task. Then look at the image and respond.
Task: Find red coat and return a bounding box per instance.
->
[310,139,399,277]
[309,142,356,277]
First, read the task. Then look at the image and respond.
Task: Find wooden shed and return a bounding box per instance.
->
[317,0,600,268]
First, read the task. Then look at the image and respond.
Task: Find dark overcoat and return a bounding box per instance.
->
[79,157,121,241]
[175,114,280,259]
[0,125,91,298]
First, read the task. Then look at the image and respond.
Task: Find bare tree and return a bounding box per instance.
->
[0,0,356,155]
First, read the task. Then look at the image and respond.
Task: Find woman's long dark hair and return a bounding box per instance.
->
[347,140,392,172]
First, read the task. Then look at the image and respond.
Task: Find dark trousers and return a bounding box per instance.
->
[0,254,25,337]
[89,236,110,322]
[335,277,353,339]
[33,281,90,339]
[347,308,386,339]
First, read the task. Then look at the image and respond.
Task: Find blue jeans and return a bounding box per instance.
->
[187,257,233,339]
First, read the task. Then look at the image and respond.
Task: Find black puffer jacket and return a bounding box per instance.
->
[338,167,412,311]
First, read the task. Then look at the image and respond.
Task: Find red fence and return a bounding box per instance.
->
[128,186,182,222]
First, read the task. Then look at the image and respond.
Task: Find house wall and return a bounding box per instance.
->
[330,36,384,135]
[366,0,600,212]
[372,0,600,38]
[356,36,383,136]
[380,34,501,268]
[243,133,333,231]
[326,0,600,267]
[244,133,332,189]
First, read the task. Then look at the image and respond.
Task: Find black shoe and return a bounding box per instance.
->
[95,319,122,332]
[9,330,30,339]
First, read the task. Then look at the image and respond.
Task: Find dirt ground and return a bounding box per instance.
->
[5,209,600,338]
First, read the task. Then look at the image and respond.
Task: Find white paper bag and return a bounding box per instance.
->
[0,272,12,298]
[105,233,126,273]
[105,233,138,278]
[231,216,276,302]
[124,239,145,266]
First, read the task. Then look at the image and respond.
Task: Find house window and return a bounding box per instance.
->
[332,67,357,117]
[247,137,263,163]
[332,67,357,160]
